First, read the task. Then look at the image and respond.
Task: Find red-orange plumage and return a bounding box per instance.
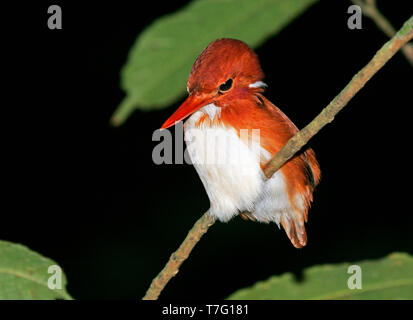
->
[162,38,321,248]
[193,89,320,248]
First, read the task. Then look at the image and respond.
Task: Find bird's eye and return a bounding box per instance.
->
[218,78,233,92]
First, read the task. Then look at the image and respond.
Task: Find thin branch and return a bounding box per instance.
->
[142,16,413,300]
[143,212,216,300]
[352,0,413,67]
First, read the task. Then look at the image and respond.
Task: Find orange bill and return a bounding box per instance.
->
[161,94,209,129]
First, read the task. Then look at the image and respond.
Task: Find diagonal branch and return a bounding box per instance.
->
[142,15,413,300]
[352,0,413,67]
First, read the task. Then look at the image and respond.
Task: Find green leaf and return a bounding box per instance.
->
[111,0,318,126]
[227,253,413,299]
[0,240,72,300]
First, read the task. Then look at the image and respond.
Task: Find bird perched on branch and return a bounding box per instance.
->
[161,38,320,248]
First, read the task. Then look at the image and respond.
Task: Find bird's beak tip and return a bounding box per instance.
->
[161,94,206,131]
[160,121,173,130]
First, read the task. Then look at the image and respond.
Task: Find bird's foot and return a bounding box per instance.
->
[240,211,257,222]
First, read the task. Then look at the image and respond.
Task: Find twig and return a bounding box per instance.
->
[352,0,413,67]
[142,16,413,300]
[143,212,216,300]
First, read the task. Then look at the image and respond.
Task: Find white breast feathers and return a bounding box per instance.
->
[184,103,291,226]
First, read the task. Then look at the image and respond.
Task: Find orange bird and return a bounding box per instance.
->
[161,39,320,248]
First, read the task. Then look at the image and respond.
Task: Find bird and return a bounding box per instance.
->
[161,38,320,248]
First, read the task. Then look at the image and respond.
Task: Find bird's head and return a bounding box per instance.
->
[161,38,266,129]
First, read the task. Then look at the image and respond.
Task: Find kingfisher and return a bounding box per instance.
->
[161,38,320,248]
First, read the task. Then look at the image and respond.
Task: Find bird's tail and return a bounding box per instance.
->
[279,149,320,248]
[280,211,307,249]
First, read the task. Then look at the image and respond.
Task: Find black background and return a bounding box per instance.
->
[3,0,413,300]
